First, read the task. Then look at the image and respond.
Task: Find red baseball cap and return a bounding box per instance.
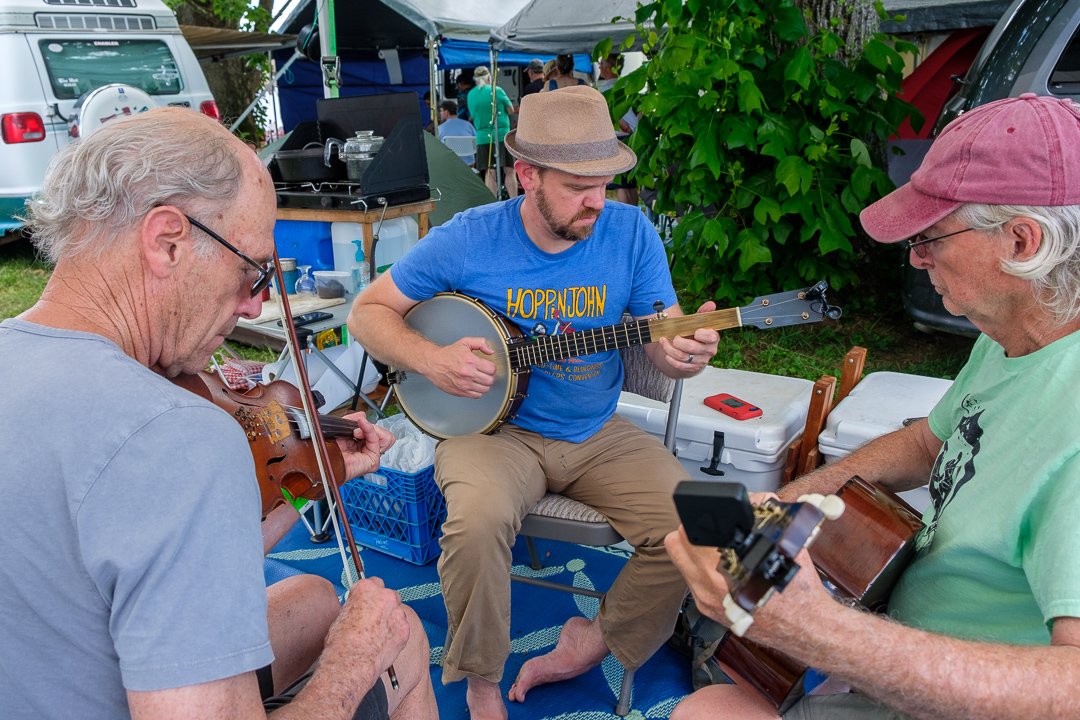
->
[860,93,1080,243]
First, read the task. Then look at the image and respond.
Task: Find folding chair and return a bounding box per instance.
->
[510,343,683,716]
[441,134,477,165]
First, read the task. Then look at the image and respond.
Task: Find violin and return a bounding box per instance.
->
[172,370,359,517]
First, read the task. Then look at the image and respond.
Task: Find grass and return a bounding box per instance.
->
[0,236,50,320]
[1,235,975,379]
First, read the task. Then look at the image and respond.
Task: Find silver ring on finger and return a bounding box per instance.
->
[687,354,694,363]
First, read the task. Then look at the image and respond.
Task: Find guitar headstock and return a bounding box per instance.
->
[738,280,843,330]
[673,480,844,636]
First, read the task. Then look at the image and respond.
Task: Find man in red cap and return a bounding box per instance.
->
[667,93,1080,719]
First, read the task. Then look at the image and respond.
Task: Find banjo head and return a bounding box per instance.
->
[395,293,521,439]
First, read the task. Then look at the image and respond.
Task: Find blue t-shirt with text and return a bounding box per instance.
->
[391,197,676,442]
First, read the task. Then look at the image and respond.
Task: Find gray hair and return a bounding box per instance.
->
[23,107,245,264]
[953,203,1080,322]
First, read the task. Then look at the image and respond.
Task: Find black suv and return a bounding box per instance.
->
[901,0,1080,335]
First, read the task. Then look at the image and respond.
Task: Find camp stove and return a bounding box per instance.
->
[274,180,432,211]
[275,180,369,210]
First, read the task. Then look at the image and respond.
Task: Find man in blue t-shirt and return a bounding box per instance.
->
[437,99,476,167]
[349,86,721,719]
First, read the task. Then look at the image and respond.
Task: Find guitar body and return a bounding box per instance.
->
[394,293,530,438]
[714,476,924,713]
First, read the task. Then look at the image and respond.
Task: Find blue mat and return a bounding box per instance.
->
[265,519,692,719]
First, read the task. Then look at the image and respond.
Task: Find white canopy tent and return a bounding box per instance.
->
[490,0,1009,55]
[382,0,530,43]
[491,0,644,54]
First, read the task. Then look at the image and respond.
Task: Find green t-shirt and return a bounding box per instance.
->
[888,331,1080,645]
[467,84,512,145]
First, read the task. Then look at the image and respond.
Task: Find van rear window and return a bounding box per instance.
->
[38,39,183,99]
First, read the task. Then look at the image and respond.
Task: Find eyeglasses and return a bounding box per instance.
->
[185,214,274,297]
[902,227,975,259]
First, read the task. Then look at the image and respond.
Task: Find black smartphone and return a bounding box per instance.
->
[278,310,333,328]
[673,480,755,547]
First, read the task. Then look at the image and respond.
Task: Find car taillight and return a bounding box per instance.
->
[199,100,221,122]
[2,113,46,143]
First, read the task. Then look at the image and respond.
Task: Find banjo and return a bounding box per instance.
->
[387,281,841,439]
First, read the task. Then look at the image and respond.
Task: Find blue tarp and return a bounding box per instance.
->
[275,40,592,131]
[437,38,589,70]
[276,51,431,130]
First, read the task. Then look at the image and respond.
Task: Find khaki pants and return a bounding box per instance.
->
[434,415,688,683]
[785,693,912,719]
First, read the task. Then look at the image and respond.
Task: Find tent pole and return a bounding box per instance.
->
[490,46,501,197]
[229,49,303,133]
[318,0,339,99]
[428,35,439,132]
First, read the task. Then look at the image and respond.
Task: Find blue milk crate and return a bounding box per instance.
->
[341,465,446,565]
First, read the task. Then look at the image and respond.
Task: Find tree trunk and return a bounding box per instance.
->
[173,1,273,142]
[798,0,876,63]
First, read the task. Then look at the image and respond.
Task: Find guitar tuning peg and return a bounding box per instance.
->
[797,492,846,521]
[652,300,667,318]
[723,595,755,637]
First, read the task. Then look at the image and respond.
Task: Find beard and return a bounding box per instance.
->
[534,180,601,242]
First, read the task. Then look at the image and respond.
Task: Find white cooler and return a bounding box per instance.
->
[817,371,953,511]
[617,367,813,492]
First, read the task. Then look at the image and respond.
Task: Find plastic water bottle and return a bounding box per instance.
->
[352,240,370,294]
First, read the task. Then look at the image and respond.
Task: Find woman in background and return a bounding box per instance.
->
[543,54,586,91]
[467,65,518,199]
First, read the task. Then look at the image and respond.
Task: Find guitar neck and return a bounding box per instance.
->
[510,307,742,368]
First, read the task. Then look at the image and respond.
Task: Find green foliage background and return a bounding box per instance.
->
[165,0,274,142]
[604,0,919,309]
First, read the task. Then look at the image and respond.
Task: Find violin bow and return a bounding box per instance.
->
[270,250,399,689]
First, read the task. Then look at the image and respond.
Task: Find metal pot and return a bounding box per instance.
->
[327,130,384,182]
[274,140,345,182]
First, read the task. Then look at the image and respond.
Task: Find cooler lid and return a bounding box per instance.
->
[616,367,813,457]
[818,371,953,452]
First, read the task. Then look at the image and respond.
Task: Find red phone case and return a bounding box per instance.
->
[704,393,762,420]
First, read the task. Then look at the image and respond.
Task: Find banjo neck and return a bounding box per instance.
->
[388,282,839,440]
[508,308,742,369]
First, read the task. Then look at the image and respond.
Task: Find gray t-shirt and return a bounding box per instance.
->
[0,319,273,719]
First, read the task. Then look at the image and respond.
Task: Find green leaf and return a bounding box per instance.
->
[736,228,773,271]
[737,75,765,114]
[772,221,793,246]
[701,217,730,255]
[594,38,613,60]
[840,185,863,215]
[773,4,808,41]
[784,47,814,90]
[849,138,871,167]
[689,122,722,179]
[716,58,741,80]
[862,38,892,72]
[775,156,812,196]
[753,197,782,224]
[720,116,756,150]
[850,165,874,201]
[818,227,854,255]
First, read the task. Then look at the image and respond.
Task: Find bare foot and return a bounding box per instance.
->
[467,676,508,720]
[507,616,609,703]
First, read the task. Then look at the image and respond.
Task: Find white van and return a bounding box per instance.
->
[0,0,218,233]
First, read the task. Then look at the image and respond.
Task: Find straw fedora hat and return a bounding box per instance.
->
[504,85,636,177]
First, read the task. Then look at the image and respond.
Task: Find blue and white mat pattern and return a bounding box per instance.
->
[265,520,693,719]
